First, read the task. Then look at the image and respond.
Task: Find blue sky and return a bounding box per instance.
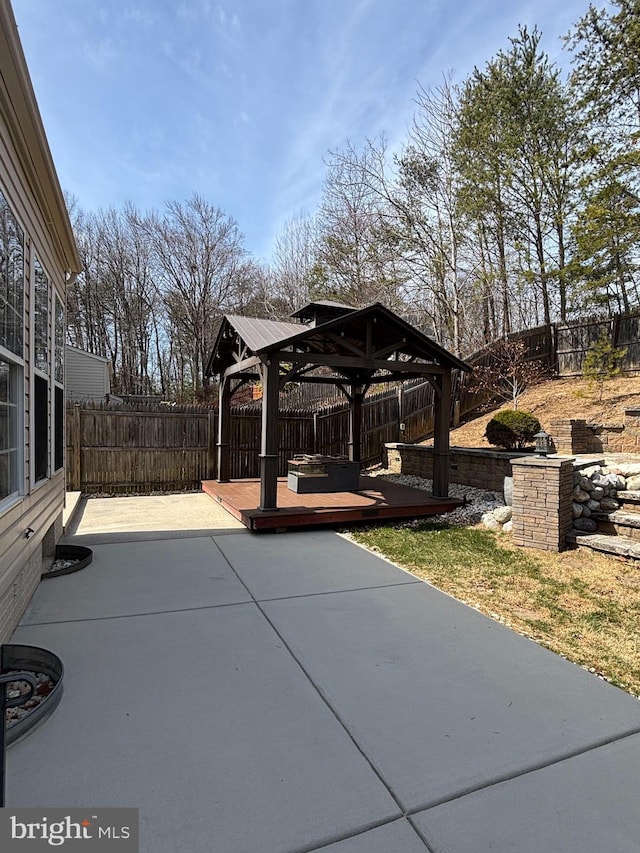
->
[13,0,591,261]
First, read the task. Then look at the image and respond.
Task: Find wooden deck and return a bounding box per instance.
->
[202,476,462,531]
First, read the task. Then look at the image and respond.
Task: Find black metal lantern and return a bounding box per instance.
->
[534,428,552,456]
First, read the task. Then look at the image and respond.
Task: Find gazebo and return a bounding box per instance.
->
[205,301,471,511]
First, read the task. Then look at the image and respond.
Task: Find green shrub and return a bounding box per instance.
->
[485,409,541,450]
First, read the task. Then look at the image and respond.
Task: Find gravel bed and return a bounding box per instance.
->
[365,466,506,527]
[4,671,55,726]
[49,557,82,572]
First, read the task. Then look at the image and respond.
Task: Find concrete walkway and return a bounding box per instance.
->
[7,495,640,852]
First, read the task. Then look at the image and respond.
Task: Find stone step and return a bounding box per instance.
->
[567,530,640,559]
[596,511,640,541]
[618,489,640,509]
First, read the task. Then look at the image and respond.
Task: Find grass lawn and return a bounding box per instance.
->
[348,522,640,697]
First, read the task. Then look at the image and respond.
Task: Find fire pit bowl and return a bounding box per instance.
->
[42,544,93,579]
[1,644,64,746]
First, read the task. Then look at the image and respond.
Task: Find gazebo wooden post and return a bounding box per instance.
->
[432,369,452,497]
[217,373,232,483]
[348,385,363,464]
[259,357,280,510]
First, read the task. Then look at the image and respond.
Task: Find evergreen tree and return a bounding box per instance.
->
[454,27,578,329]
[566,1,640,314]
[582,329,627,400]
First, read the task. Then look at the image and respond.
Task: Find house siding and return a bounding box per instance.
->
[0,472,64,640]
[0,2,81,641]
[65,346,110,401]
[0,124,66,637]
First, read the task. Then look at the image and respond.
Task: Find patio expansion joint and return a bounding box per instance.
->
[404,723,640,818]
[19,599,255,628]
[210,538,409,821]
[287,816,433,853]
[255,578,423,605]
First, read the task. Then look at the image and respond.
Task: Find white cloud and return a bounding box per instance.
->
[81,36,119,71]
[124,6,156,28]
[178,1,212,22]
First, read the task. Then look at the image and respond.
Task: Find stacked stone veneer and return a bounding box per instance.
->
[549,419,590,454]
[511,456,575,551]
[384,444,519,492]
[551,410,640,455]
[571,463,624,532]
[511,457,640,552]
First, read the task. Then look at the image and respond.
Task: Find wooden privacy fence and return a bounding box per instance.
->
[66,379,452,494]
[473,310,640,378]
[67,308,640,494]
[555,314,640,376]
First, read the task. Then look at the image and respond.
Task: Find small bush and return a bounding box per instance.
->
[485,409,541,450]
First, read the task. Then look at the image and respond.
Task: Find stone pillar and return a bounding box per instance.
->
[549,419,589,454]
[624,409,640,451]
[511,456,575,552]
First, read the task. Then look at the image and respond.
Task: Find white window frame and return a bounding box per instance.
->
[0,346,24,511]
[31,256,51,487]
[0,186,25,510]
[53,291,64,473]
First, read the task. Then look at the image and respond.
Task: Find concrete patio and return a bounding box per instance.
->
[6,494,640,852]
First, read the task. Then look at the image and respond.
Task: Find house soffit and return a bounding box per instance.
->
[0,4,82,274]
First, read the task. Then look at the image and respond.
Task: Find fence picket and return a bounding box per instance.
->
[65,308,640,493]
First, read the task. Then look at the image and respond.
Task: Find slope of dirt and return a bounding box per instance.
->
[439,376,640,449]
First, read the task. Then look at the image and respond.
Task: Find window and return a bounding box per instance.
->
[34,260,49,372]
[33,259,49,483]
[33,373,48,482]
[0,188,24,358]
[0,188,24,504]
[53,295,64,471]
[54,294,64,384]
[0,358,19,500]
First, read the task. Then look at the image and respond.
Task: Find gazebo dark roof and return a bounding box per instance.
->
[290,299,358,326]
[206,301,471,511]
[209,315,308,368]
[206,302,470,380]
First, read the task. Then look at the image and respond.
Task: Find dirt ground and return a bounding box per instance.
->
[440,376,640,449]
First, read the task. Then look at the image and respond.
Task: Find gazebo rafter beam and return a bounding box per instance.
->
[278,363,300,387]
[223,355,262,377]
[268,350,446,373]
[372,339,408,359]
[324,331,367,358]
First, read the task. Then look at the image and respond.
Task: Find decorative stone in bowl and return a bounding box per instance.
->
[1,644,64,746]
[42,544,93,579]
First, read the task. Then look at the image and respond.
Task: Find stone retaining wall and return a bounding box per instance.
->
[384,443,521,493]
[551,410,640,455]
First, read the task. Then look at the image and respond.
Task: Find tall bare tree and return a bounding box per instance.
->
[261,213,318,318]
[315,143,405,309]
[143,194,251,399]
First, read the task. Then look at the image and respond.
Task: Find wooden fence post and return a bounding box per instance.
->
[72,404,81,491]
[612,314,621,348]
